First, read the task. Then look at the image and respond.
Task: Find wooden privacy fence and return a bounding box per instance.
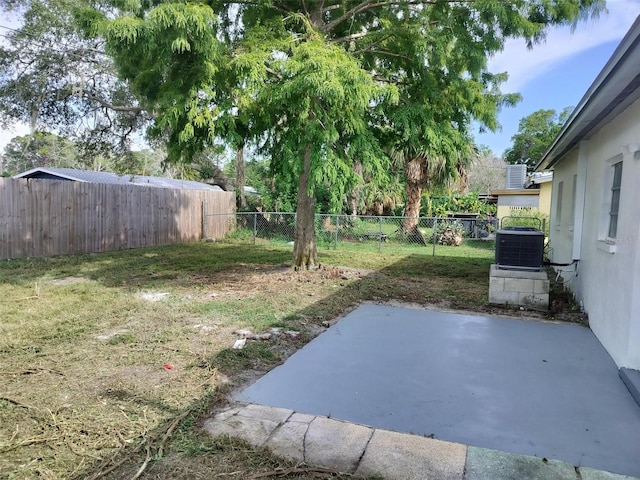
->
[0,178,235,260]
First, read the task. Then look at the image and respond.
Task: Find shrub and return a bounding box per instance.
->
[501,209,549,236]
[433,220,466,246]
[425,193,496,218]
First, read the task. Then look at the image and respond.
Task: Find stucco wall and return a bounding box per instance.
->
[538,182,552,218]
[630,222,640,367]
[494,191,540,224]
[548,150,578,264]
[550,98,640,369]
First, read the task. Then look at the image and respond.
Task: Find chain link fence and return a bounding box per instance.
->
[204,212,496,255]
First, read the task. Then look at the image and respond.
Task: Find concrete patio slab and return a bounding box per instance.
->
[203,410,281,446]
[203,404,471,478]
[580,467,640,480]
[267,420,308,462]
[620,368,640,407]
[465,446,577,480]
[235,303,640,476]
[204,405,640,480]
[304,416,373,473]
[236,404,293,424]
[355,428,466,480]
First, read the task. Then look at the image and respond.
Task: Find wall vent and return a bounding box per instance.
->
[505,164,527,189]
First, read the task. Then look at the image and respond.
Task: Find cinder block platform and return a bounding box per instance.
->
[489,264,549,311]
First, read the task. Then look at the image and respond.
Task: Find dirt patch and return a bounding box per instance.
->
[46,276,91,286]
[140,292,171,301]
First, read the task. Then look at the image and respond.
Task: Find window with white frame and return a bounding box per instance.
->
[608,161,623,238]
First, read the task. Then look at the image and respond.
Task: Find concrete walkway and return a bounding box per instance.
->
[204,403,638,480]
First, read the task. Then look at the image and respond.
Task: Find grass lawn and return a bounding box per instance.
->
[0,239,566,479]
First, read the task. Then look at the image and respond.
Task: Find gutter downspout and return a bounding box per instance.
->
[572,141,589,262]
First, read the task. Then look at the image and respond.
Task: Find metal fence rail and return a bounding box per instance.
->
[203,212,496,255]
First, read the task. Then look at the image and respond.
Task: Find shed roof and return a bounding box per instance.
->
[536,16,640,171]
[13,167,223,191]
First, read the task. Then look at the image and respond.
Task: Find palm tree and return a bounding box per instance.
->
[398,142,478,239]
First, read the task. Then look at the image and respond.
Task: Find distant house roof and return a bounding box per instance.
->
[536,16,640,170]
[13,167,222,191]
[525,171,553,188]
[489,189,540,196]
[243,186,260,196]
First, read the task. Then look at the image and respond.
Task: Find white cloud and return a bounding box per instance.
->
[489,1,640,92]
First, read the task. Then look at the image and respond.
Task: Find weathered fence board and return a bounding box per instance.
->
[0,178,235,260]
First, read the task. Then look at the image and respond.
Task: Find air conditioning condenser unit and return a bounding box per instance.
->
[495,227,544,271]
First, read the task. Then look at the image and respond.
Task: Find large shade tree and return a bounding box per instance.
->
[504,107,573,171]
[80,0,603,269]
[0,0,149,156]
[0,132,79,174]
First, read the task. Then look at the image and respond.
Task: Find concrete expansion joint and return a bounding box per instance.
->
[301,420,309,462]
[265,419,286,446]
[355,427,376,471]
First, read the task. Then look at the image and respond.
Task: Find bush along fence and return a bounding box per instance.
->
[203,212,497,255]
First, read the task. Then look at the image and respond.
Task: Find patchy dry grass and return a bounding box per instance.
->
[0,240,573,479]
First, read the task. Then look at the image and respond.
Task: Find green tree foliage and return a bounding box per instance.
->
[223,154,294,212]
[504,107,573,171]
[0,132,171,176]
[1,132,79,175]
[79,0,603,269]
[0,0,149,156]
[426,193,496,218]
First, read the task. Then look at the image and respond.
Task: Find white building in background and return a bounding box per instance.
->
[491,165,553,227]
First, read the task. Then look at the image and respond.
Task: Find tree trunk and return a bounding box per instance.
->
[403,156,428,245]
[403,156,428,232]
[350,161,363,218]
[455,161,469,194]
[292,143,318,270]
[236,144,247,210]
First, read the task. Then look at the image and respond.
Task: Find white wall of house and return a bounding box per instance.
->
[630,222,640,367]
[548,98,640,369]
[548,150,578,263]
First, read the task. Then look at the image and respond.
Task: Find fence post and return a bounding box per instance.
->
[253,212,257,245]
[201,201,207,240]
[335,215,339,249]
[432,218,437,257]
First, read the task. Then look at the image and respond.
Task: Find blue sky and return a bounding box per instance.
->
[1,2,640,155]
[477,0,640,156]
